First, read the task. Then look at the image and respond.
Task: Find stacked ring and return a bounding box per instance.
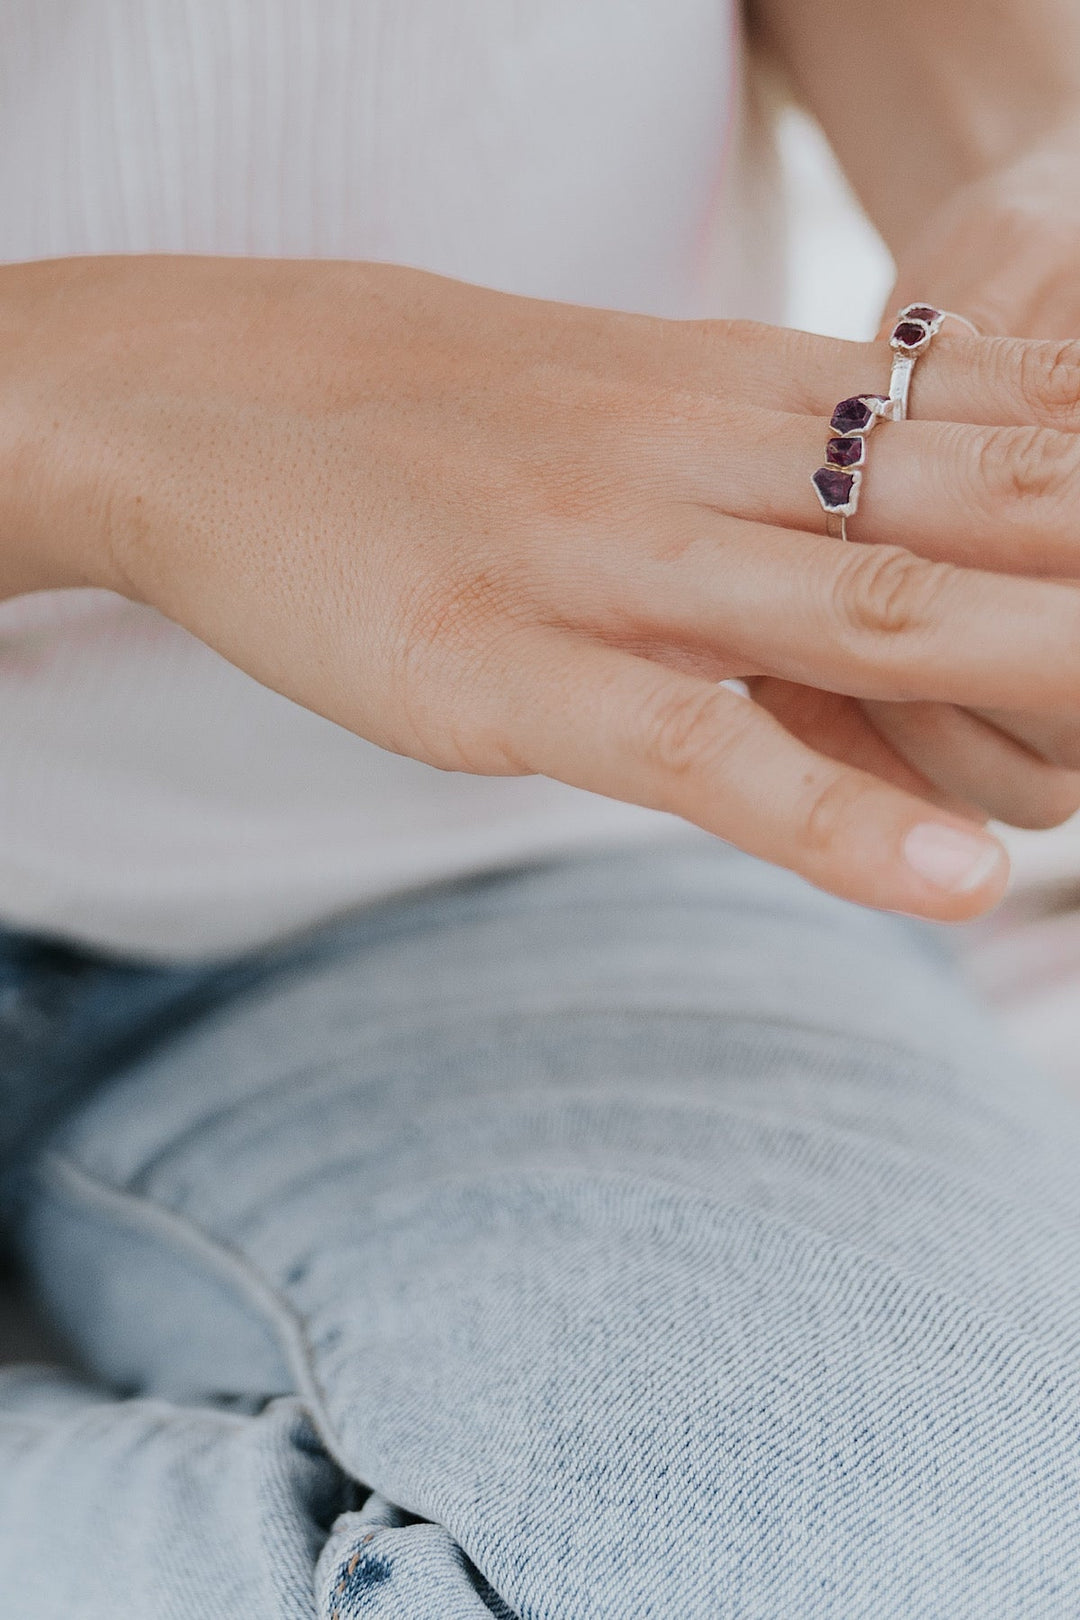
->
[888,302,979,420]
[812,302,979,541]
[811,393,891,541]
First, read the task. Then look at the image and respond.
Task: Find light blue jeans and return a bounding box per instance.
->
[1,841,1079,1619]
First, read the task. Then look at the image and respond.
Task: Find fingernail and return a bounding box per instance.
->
[902,823,1004,893]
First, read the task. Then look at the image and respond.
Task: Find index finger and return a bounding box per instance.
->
[706,321,1080,434]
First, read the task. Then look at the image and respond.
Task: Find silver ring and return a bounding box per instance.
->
[811,392,891,542]
[888,303,979,421]
[812,304,979,541]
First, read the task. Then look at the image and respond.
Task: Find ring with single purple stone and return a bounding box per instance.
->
[811,393,891,541]
[888,302,980,421]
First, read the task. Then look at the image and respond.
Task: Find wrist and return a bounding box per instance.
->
[0,260,128,600]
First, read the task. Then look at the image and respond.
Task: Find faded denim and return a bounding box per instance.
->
[1,842,1079,1618]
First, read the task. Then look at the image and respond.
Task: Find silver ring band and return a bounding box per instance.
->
[888,304,979,421]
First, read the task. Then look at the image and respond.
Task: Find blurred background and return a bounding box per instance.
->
[779,103,893,341]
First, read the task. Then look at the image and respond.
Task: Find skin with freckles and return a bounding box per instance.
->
[6,255,1080,923]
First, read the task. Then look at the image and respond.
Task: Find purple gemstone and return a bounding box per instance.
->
[812,466,855,511]
[826,435,864,468]
[903,304,941,324]
[891,319,930,352]
[830,396,875,435]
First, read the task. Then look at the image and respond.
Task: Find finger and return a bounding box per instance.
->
[972,706,1080,773]
[872,330,1080,432]
[512,631,1007,920]
[748,678,982,817]
[862,700,1080,830]
[683,406,1080,576]
[687,321,1080,434]
[623,512,1080,712]
[855,418,1080,576]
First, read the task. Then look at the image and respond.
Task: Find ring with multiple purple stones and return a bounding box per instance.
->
[812,304,979,540]
[888,302,980,421]
[811,393,891,541]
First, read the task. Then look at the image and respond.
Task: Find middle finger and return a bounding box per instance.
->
[676,405,1080,576]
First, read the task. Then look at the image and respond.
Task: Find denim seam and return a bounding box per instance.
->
[35,1143,1080,1493]
[82,1142,1080,1384]
[42,1118,1062,1373]
[33,1150,354,1477]
[35,1143,1010,1379]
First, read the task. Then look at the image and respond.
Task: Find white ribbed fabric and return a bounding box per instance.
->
[0,0,777,960]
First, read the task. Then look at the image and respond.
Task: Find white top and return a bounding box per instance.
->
[0,0,779,960]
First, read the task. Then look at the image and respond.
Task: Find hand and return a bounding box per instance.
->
[760,120,1080,833]
[891,116,1080,342]
[6,258,1080,920]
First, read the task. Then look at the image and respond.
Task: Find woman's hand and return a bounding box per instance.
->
[891,116,1080,343]
[5,257,1080,920]
[792,117,1080,829]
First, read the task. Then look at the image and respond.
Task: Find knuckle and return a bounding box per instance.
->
[976,423,1080,515]
[1018,339,1080,431]
[398,568,512,658]
[800,770,876,858]
[832,544,954,640]
[640,681,748,782]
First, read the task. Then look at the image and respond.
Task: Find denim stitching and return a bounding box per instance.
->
[38,1142,1080,1409]
[32,1150,353,1476]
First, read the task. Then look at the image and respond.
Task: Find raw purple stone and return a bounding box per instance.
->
[891,319,930,352]
[812,466,855,510]
[826,435,864,468]
[829,396,875,435]
[903,304,941,324]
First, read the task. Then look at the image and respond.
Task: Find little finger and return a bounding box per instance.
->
[510,631,1008,921]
